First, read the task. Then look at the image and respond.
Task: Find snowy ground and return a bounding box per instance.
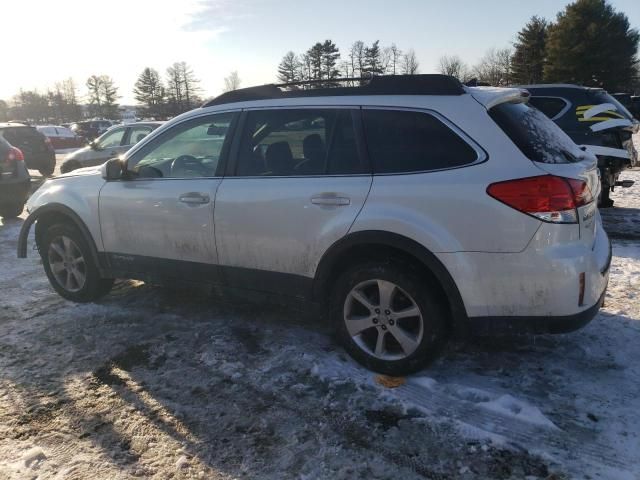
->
[0,164,639,479]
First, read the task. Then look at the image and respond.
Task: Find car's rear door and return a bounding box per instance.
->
[213,107,371,297]
[99,112,237,280]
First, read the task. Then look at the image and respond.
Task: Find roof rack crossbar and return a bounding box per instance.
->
[202,74,465,108]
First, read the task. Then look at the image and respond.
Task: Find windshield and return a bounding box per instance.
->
[489,102,583,164]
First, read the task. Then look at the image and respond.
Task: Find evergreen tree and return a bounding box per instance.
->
[321,40,340,85]
[544,0,639,90]
[306,42,324,84]
[511,16,548,85]
[133,67,165,118]
[99,76,119,119]
[363,40,384,77]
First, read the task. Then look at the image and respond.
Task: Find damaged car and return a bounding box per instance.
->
[522,84,639,207]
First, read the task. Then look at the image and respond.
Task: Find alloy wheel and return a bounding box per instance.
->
[48,235,87,292]
[343,279,424,361]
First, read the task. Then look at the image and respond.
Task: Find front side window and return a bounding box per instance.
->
[126,126,152,145]
[235,108,363,176]
[528,97,568,119]
[362,109,478,174]
[126,112,235,179]
[96,128,125,149]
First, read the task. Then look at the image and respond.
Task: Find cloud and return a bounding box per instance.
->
[182,0,253,33]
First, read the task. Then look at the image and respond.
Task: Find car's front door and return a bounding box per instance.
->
[82,127,127,167]
[214,107,372,297]
[99,112,237,280]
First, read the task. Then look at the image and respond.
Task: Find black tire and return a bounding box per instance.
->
[330,261,447,375]
[600,186,614,208]
[38,159,55,177]
[0,202,25,218]
[40,223,114,302]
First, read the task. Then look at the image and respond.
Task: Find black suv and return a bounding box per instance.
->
[0,123,56,176]
[0,136,30,217]
[522,85,638,207]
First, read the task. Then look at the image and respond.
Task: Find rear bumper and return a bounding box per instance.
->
[438,216,611,334]
[466,286,607,335]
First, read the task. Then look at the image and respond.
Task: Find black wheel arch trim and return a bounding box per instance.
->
[17,203,106,275]
[313,230,469,332]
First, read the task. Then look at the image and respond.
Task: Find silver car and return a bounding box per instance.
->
[60,121,163,173]
[18,75,610,375]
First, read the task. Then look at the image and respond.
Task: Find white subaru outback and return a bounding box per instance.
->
[18,75,611,375]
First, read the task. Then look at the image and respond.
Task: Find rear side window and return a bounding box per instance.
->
[489,102,582,164]
[528,97,568,119]
[362,109,478,174]
[236,109,364,176]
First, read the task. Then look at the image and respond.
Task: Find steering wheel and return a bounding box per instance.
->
[170,155,208,177]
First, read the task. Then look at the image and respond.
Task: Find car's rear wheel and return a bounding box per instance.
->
[331,261,447,375]
[0,202,25,218]
[40,223,114,302]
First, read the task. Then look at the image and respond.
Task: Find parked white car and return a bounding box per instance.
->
[18,75,611,374]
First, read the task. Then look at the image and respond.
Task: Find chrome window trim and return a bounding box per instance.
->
[528,96,571,121]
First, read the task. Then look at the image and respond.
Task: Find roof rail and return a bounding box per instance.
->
[202,74,464,107]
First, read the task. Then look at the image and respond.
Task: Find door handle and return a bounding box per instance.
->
[310,194,351,206]
[179,192,210,205]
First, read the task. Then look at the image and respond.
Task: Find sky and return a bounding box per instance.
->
[2,0,639,104]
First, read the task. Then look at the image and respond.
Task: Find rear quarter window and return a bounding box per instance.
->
[362,109,479,174]
[489,102,583,164]
[528,97,568,119]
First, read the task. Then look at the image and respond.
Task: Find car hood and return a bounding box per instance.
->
[57,165,102,178]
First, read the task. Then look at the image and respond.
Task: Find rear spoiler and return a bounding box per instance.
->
[465,86,530,110]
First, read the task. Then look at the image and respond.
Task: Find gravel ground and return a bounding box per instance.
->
[0,158,638,479]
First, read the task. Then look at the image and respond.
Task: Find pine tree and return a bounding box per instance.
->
[544,0,639,90]
[99,76,119,119]
[133,67,165,118]
[511,16,548,85]
[306,42,324,84]
[321,40,340,85]
[363,40,384,77]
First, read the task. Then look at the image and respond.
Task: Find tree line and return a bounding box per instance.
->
[0,61,209,124]
[277,40,419,87]
[438,0,639,92]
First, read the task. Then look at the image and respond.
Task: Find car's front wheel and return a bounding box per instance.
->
[331,261,447,375]
[40,223,114,302]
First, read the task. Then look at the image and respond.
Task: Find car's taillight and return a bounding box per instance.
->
[44,137,54,150]
[8,146,24,162]
[487,175,593,224]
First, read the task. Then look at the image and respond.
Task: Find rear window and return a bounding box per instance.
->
[489,102,582,164]
[528,97,568,119]
[362,109,478,174]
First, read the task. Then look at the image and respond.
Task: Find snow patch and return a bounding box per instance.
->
[477,394,559,430]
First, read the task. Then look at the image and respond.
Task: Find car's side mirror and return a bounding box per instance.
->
[89,140,101,150]
[101,158,124,180]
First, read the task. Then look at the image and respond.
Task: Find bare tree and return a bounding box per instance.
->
[223,71,241,92]
[401,49,420,74]
[385,44,403,75]
[277,51,301,84]
[437,55,469,80]
[350,41,366,82]
[472,48,513,86]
